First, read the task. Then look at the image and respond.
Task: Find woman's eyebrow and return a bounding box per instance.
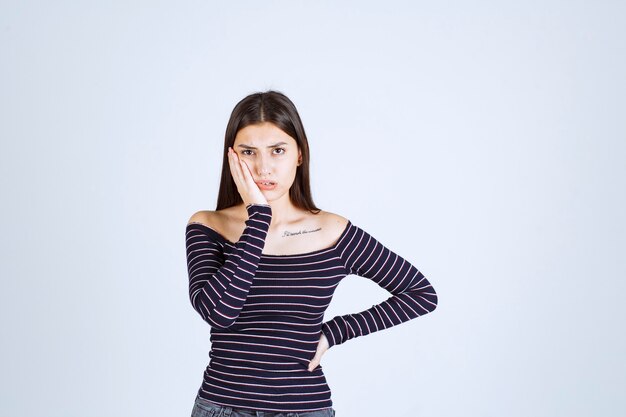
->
[237,142,288,149]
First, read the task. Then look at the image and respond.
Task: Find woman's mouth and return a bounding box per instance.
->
[255,180,277,190]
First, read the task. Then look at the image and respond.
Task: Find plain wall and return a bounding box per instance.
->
[1,1,625,416]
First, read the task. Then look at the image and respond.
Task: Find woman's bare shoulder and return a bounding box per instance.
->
[187,206,245,242]
[187,210,220,228]
[318,209,351,233]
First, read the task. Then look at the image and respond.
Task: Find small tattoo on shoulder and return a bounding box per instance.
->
[282,227,322,238]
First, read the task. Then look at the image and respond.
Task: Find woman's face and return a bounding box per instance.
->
[232,122,302,201]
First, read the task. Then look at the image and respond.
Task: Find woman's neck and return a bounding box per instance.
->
[248,196,301,228]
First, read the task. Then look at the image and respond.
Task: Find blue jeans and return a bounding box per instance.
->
[191,395,336,417]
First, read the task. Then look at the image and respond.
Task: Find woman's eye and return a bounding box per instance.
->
[240,148,284,156]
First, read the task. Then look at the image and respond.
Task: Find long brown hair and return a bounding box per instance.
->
[215,90,321,214]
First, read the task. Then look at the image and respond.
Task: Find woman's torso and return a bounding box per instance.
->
[187,204,353,412]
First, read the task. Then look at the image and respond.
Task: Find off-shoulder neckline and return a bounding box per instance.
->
[187,220,352,258]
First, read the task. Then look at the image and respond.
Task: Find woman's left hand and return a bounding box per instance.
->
[308,333,330,372]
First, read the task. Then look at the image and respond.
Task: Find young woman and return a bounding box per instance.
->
[185,90,438,417]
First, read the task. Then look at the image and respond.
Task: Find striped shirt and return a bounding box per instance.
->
[185,203,438,413]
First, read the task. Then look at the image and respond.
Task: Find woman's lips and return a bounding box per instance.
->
[255,180,277,190]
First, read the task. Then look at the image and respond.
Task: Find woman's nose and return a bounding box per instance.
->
[255,155,272,175]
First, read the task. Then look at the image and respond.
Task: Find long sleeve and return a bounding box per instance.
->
[185,203,272,329]
[321,224,438,348]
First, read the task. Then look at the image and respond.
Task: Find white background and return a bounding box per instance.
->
[1,1,625,416]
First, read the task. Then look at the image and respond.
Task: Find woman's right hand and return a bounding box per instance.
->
[227,146,269,206]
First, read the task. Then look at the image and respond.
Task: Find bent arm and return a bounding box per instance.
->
[322,225,438,348]
[185,203,272,328]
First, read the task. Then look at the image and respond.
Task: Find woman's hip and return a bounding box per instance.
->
[191,395,335,417]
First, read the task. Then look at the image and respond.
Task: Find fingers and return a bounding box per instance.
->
[227,147,244,185]
[238,153,255,184]
[308,343,327,371]
[229,147,254,184]
[308,357,319,372]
